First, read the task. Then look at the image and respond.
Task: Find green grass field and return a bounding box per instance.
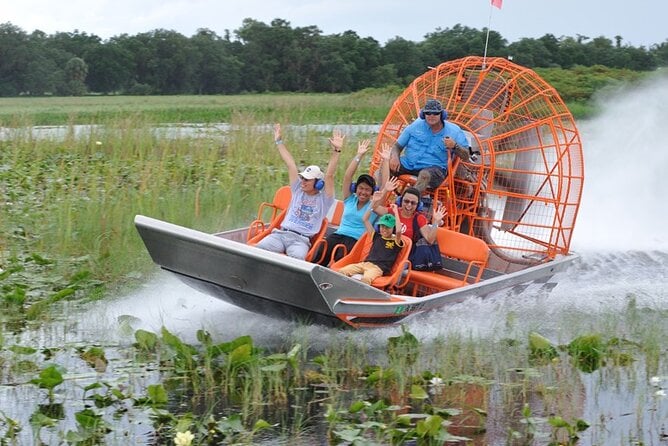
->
[0,91,400,126]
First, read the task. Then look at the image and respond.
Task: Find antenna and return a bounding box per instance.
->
[483,0,502,68]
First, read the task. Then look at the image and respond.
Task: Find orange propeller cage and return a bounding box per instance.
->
[370,56,584,266]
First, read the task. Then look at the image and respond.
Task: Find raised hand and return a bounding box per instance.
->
[383,176,399,193]
[380,143,392,161]
[274,123,282,142]
[329,129,345,152]
[390,202,400,216]
[432,204,447,225]
[371,190,385,207]
[357,139,371,156]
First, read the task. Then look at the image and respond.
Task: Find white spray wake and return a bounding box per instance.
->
[572,73,668,252]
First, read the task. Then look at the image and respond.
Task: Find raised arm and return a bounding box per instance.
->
[274,123,299,183]
[324,129,345,198]
[371,176,399,216]
[390,203,403,246]
[377,143,392,189]
[362,207,375,234]
[419,204,446,244]
[364,190,385,233]
[341,139,371,199]
[389,141,403,172]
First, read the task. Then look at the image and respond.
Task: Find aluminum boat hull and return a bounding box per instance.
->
[135,215,576,328]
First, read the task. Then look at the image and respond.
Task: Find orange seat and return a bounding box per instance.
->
[329,200,345,226]
[247,186,292,241]
[408,227,489,294]
[330,232,412,291]
[305,218,329,263]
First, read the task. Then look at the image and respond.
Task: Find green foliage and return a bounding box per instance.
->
[78,346,107,370]
[29,364,65,403]
[0,411,21,441]
[528,331,558,363]
[547,415,590,445]
[566,334,605,373]
[387,324,420,367]
[134,329,159,352]
[535,65,647,103]
[527,331,638,373]
[64,408,111,444]
[0,20,662,97]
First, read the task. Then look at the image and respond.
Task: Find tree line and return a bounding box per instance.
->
[1,19,666,97]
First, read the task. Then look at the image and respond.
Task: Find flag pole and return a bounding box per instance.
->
[482,1,494,68]
[483,0,502,68]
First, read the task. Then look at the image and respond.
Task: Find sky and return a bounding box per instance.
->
[2,0,666,48]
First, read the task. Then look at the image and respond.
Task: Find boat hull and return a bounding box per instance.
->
[135,215,576,328]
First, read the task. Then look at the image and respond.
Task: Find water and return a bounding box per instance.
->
[2,77,668,444]
[0,123,381,142]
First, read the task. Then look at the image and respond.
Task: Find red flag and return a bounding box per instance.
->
[491,0,502,8]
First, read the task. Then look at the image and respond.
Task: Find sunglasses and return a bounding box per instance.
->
[402,199,419,205]
[423,111,441,116]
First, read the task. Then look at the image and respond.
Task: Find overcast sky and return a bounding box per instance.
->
[2,0,666,48]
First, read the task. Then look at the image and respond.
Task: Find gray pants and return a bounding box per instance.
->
[255,229,311,260]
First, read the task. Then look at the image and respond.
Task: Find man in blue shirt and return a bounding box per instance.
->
[389,99,470,194]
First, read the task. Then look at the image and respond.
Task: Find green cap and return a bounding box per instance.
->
[378,214,396,227]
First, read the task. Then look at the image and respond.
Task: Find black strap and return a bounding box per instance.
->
[411,213,421,243]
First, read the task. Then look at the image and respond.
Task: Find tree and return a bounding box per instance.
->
[508,38,553,67]
[650,41,668,67]
[234,18,322,92]
[419,25,503,67]
[190,28,242,94]
[0,22,31,95]
[85,42,134,93]
[60,57,88,95]
[382,37,425,85]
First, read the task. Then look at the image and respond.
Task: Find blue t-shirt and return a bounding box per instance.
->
[396,119,469,171]
[282,179,334,237]
[335,194,378,240]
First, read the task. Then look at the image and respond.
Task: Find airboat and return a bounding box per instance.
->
[135,56,584,328]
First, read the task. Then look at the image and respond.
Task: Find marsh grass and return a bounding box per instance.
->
[0,91,398,127]
[2,111,371,319]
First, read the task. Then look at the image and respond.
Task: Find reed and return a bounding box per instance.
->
[0,91,396,126]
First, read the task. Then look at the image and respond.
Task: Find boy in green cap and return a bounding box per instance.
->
[337,197,404,285]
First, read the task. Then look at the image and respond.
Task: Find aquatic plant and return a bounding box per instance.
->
[29,364,64,404]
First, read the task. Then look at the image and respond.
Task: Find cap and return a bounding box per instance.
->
[423,99,444,113]
[299,165,324,180]
[378,213,396,227]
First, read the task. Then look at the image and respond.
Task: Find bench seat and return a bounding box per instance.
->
[407,227,489,294]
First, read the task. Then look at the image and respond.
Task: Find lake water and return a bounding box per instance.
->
[1,77,667,444]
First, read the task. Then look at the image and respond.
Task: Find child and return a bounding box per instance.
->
[337,200,403,285]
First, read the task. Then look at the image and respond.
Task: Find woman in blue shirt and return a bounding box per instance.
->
[318,139,381,265]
